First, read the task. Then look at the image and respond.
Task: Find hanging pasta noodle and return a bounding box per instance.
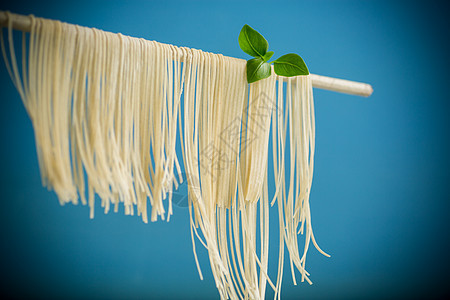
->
[0,12,329,300]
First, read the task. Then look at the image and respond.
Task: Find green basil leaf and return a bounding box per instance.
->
[273,53,309,77]
[238,24,268,58]
[246,57,271,83]
[262,51,274,62]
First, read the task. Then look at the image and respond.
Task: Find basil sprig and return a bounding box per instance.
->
[238,24,309,83]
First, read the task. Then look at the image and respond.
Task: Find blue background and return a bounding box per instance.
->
[0,0,449,299]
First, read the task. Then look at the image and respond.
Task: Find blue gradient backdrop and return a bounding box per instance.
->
[0,0,449,299]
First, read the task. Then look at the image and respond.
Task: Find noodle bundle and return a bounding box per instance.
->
[1,12,328,299]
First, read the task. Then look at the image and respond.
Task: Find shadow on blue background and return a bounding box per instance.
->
[0,0,449,299]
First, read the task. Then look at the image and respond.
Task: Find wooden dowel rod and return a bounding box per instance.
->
[0,10,373,97]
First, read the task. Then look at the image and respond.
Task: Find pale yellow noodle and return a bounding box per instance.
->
[0,14,329,300]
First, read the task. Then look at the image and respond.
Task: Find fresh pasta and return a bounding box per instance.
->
[0,12,329,300]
